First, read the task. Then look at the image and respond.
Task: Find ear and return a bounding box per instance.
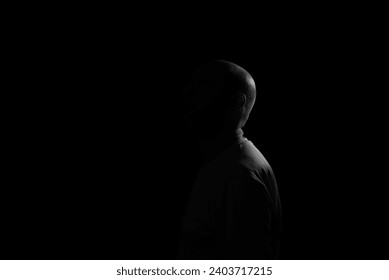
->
[234,94,246,111]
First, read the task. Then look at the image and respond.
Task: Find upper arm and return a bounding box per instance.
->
[216,169,272,258]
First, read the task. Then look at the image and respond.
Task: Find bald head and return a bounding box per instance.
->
[183,60,256,134]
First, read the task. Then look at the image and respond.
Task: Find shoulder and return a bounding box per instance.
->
[228,160,271,182]
[221,164,271,208]
[225,162,276,198]
[226,163,265,190]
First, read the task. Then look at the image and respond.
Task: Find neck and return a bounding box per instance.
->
[197,127,244,165]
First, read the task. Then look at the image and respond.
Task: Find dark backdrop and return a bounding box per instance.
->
[3,15,387,260]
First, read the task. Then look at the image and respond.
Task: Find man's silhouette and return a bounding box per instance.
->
[178,60,282,259]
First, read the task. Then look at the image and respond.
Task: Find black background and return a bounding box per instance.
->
[3,10,387,260]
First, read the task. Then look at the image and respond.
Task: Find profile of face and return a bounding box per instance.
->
[180,60,256,137]
[181,65,227,136]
